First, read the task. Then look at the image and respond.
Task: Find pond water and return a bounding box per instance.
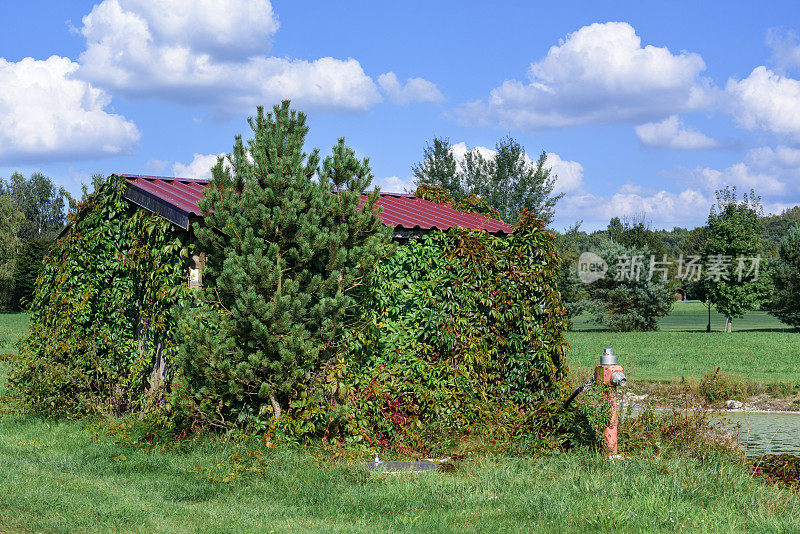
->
[718,411,800,457]
[624,407,800,457]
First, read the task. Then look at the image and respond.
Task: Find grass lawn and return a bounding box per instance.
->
[0,415,798,533]
[566,301,800,386]
[0,312,28,355]
[1,311,799,531]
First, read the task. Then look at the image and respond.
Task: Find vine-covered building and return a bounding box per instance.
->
[121,174,513,288]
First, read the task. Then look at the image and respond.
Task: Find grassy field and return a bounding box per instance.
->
[0,415,797,533]
[566,301,800,386]
[0,312,28,355]
[1,315,799,531]
[0,312,28,399]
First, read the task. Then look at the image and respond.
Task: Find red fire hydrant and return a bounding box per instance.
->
[594,348,626,456]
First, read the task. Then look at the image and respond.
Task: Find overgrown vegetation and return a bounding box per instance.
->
[324,213,579,451]
[698,367,748,403]
[3,175,190,416]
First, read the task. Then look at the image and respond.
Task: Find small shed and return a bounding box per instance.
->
[121,174,513,289]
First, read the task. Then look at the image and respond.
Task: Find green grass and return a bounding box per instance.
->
[1,309,799,531]
[0,312,28,355]
[0,415,798,533]
[567,302,800,385]
[572,300,791,333]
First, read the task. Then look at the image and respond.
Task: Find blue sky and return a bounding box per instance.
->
[2,1,800,230]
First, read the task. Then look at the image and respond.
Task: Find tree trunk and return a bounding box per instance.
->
[725,316,732,333]
[269,391,282,420]
[707,301,711,332]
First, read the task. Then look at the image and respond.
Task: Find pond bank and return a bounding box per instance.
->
[622,383,800,413]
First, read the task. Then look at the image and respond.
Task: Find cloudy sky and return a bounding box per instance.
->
[2,0,799,230]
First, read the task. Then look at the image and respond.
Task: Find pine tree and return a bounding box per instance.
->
[175,102,390,425]
[11,238,52,310]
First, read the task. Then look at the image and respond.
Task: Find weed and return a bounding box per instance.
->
[698,367,746,403]
[619,404,741,459]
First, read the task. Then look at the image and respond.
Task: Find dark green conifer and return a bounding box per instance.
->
[175,101,389,425]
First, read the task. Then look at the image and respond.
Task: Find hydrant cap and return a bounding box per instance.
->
[610,371,627,387]
[601,348,617,365]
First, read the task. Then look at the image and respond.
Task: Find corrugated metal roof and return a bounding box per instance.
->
[122,174,513,234]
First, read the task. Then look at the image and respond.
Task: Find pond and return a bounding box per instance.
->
[624,407,800,457]
[719,411,800,457]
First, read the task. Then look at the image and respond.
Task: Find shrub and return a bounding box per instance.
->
[586,241,674,331]
[619,405,740,458]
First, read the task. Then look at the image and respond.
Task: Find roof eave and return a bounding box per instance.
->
[124,183,192,230]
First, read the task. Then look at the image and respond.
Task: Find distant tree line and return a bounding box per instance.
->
[552,187,800,332]
[0,172,75,310]
[409,137,800,333]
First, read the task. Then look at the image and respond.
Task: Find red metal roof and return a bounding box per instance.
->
[122,174,513,234]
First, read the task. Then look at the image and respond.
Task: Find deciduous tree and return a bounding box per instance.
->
[412,136,461,198]
[413,136,562,224]
[702,187,770,332]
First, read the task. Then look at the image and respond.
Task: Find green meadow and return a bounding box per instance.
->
[1,311,799,532]
[0,414,798,533]
[566,301,800,386]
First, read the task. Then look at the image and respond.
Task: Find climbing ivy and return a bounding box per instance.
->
[272,211,574,451]
[3,175,191,416]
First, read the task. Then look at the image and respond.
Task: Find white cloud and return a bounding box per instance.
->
[377,72,444,104]
[680,144,800,196]
[173,153,224,179]
[146,159,170,173]
[558,186,711,228]
[767,28,800,74]
[543,153,584,194]
[456,22,711,130]
[635,115,719,149]
[77,0,438,115]
[725,66,800,143]
[449,142,497,164]
[118,0,279,60]
[374,175,415,193]
[689,164,785,196]
[448,142,583,194]
[0,56,139,163]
